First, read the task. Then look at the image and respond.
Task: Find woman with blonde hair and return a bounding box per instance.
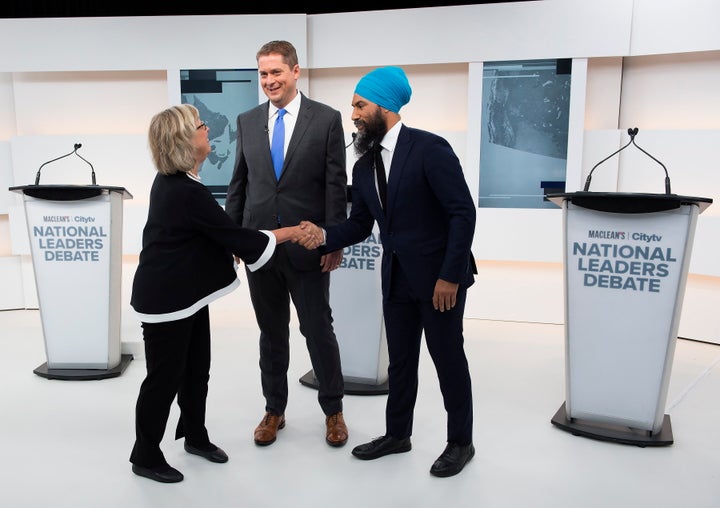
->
[129,104,304,483]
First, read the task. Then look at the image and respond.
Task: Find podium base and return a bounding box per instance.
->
[551,402,673,447]
[300,369,388,395]
[33,354,134,380]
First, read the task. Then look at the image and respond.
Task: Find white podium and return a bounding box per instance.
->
[10,184,133,380]
[299,187,389,395]
[548,191,712,446]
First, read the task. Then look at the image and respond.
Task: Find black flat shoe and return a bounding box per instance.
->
[184,442,229,463]
[132,464,184,483]
[351,435,411,460]
[430,442,475,477]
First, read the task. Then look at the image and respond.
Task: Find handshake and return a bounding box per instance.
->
[284,221,325,249]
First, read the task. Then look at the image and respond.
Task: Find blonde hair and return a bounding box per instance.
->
[148,104,199,175]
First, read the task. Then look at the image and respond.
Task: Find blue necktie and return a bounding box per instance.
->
[271,108,287,180]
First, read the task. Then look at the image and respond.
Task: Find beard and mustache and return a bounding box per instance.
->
[352,107,387,157]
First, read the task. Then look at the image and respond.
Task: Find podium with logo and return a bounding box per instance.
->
[10,184,133,380]
[547,191,712,445]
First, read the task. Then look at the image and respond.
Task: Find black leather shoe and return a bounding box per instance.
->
[184,442,229,463]
[429,442,475,477]
[132,464,184,483]
[351,435,411,460]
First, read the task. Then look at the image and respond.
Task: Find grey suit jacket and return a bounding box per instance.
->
[225,92,347,270]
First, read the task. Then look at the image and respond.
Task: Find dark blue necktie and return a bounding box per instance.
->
[271,108,287,180]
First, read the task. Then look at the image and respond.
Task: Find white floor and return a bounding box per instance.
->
[2,286,720,508]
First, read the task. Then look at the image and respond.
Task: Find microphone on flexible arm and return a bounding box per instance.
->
[630,129,672,194]
[582,128,635,192]
[345,132,357,149]
[74,144,98,185]
[34,143,97,185]
[582,127,672,194]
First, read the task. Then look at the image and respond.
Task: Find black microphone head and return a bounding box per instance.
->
[628,127,638,137]
[74,143,82,149]
[351,132,357,139]
[264,126,269,133]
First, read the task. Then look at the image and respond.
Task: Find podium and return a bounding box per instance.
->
[299,186,389,395]
[547,191,712,445]
[10,184,134,380]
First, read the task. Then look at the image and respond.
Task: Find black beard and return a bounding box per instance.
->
[353,108,387,157]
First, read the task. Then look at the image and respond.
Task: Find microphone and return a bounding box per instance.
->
[582,127,671,194]
[345,132,357,149]
[264,125,269,133]
[34,142,97,186]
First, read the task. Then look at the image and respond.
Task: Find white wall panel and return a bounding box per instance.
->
[12,71,168,136]
[584,57,624,130]
[0,141,11,214]
[308,0,633,69]
[0,73,16,138]
[0,15,306,72]
[631,0,720,56]
[620,52,720,130]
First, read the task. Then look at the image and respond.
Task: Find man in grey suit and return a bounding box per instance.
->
[224,40,349,447]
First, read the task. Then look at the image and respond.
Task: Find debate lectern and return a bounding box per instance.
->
[547,191,712,446]
[10,184,133,380]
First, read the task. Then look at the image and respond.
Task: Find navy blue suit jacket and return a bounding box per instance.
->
[324,125,476,300]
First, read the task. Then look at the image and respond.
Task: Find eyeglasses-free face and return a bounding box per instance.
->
[196,121,208,131]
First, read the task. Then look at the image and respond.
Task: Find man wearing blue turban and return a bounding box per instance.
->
[354,66,412,115]
[299,66,477,477]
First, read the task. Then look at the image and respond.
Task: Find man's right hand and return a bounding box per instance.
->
[298,221,324,249]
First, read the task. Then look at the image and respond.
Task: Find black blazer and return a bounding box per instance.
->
[225,93,347,270]
[131,172,274,320]
[324,125,476,300]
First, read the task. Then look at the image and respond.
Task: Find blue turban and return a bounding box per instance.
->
[354,66,412,113]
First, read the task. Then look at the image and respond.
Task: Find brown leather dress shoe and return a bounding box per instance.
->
[254,412,285,446]
[325,411,348,447]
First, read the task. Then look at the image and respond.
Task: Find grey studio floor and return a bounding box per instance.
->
[2,280,720,508]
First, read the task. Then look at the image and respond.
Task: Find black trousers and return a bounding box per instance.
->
[129,306,212,468]
[245,246,344,416]
[383,264,474,445]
